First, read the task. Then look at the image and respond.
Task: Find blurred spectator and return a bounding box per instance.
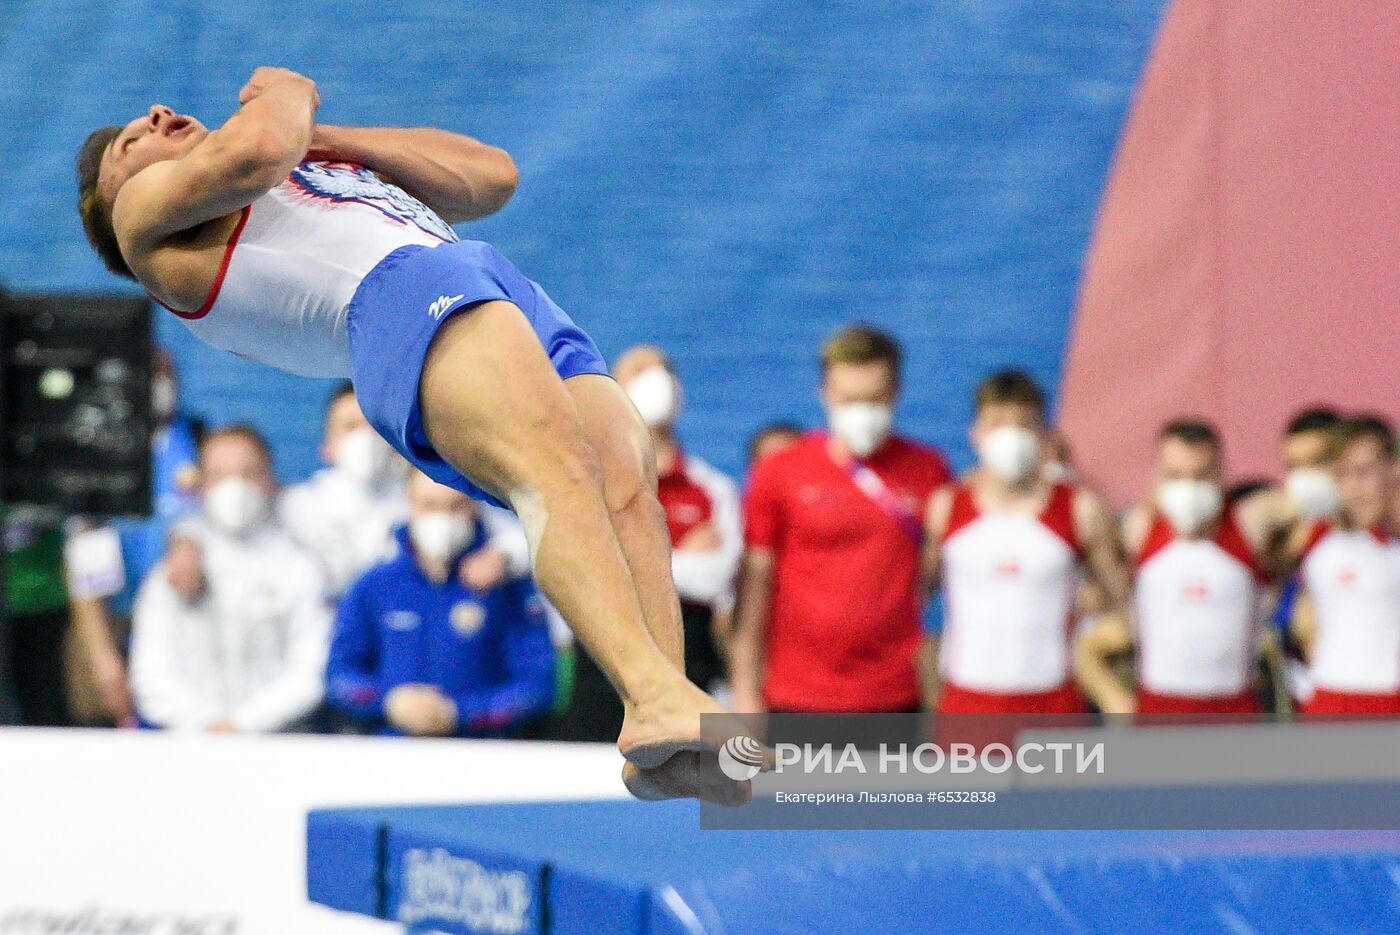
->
[1280,408,1345,521]
[1040,428,1075,484]
[1393,434,1400,532]
[279,383,410,598]
[281,382,532,601]
[2,507,71,725]
[62,348,202,726]
[615,345,742,692]
[1077,420,1275,717]
[128,425,331,732]
[748,421,804,467]
[926,370,1127,715]
[731,325,951,713]
[326,471,554,738]
[1292,416,1400,717]
[719,420,805,675]
[1269,408,1345,668]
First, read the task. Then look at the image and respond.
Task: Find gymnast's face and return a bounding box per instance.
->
[99,104,209,204]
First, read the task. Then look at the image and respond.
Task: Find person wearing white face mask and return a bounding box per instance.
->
[1251,408,1345,684]
[280,383,531,599]
[277,383,411,599]
[1077,420,1282,718]
[1290,417,1400,718]
[731,325,951,715]
[1279,408,1345,521]
[924,370,1127,717]
[129,425,332,733]
[326,470,555,738]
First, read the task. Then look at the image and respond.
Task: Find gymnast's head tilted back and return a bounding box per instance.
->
[76,105,210,281]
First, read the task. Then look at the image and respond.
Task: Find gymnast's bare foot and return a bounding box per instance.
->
[622,756,752,807]
[617,678,756,769]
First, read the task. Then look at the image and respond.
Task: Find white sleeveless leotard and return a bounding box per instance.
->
[157,161,457,378]
[1300,524,1400,694]
[940,483,1083,693]
[1132,508,1264,698]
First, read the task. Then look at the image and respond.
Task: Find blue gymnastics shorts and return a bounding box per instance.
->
[347,239,609,506]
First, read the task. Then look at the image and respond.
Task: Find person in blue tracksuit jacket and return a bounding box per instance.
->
[326,470,555,738]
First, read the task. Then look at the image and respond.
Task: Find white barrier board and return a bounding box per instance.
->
[0,729,625,933]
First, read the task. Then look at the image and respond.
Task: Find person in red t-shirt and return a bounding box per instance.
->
[730,325,951,713]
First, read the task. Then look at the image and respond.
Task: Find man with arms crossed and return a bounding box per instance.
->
[75,67,740,802]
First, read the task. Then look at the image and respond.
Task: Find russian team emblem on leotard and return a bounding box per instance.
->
[284,161,458,243]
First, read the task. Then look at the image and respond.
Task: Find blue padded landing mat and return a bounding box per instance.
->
[308,799,1400,934]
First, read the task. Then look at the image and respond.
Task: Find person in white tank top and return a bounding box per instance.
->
[1077,420,1292,718]
[924,371,1128,714]
[76,67,749,804]
[1291,417,1400,717]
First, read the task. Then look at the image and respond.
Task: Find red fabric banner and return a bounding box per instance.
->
[1060,0,1400,505]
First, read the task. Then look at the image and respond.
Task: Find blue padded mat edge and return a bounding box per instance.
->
[307,799,1400,935]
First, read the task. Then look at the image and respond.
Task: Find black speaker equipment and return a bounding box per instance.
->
[0,291,153,516]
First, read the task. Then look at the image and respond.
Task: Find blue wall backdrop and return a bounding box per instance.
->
[0,0,1163,483]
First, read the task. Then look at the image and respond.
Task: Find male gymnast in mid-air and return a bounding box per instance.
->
[76,66,748,804]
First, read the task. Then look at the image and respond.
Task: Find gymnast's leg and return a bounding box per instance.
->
[562,374,684,668]
[418,300,737,776]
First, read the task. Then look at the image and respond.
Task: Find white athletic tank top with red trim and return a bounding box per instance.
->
[940,482,1082,692]
[1133,507,1264,698]
[1300,524,1400,694]
[156,161,457,377]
